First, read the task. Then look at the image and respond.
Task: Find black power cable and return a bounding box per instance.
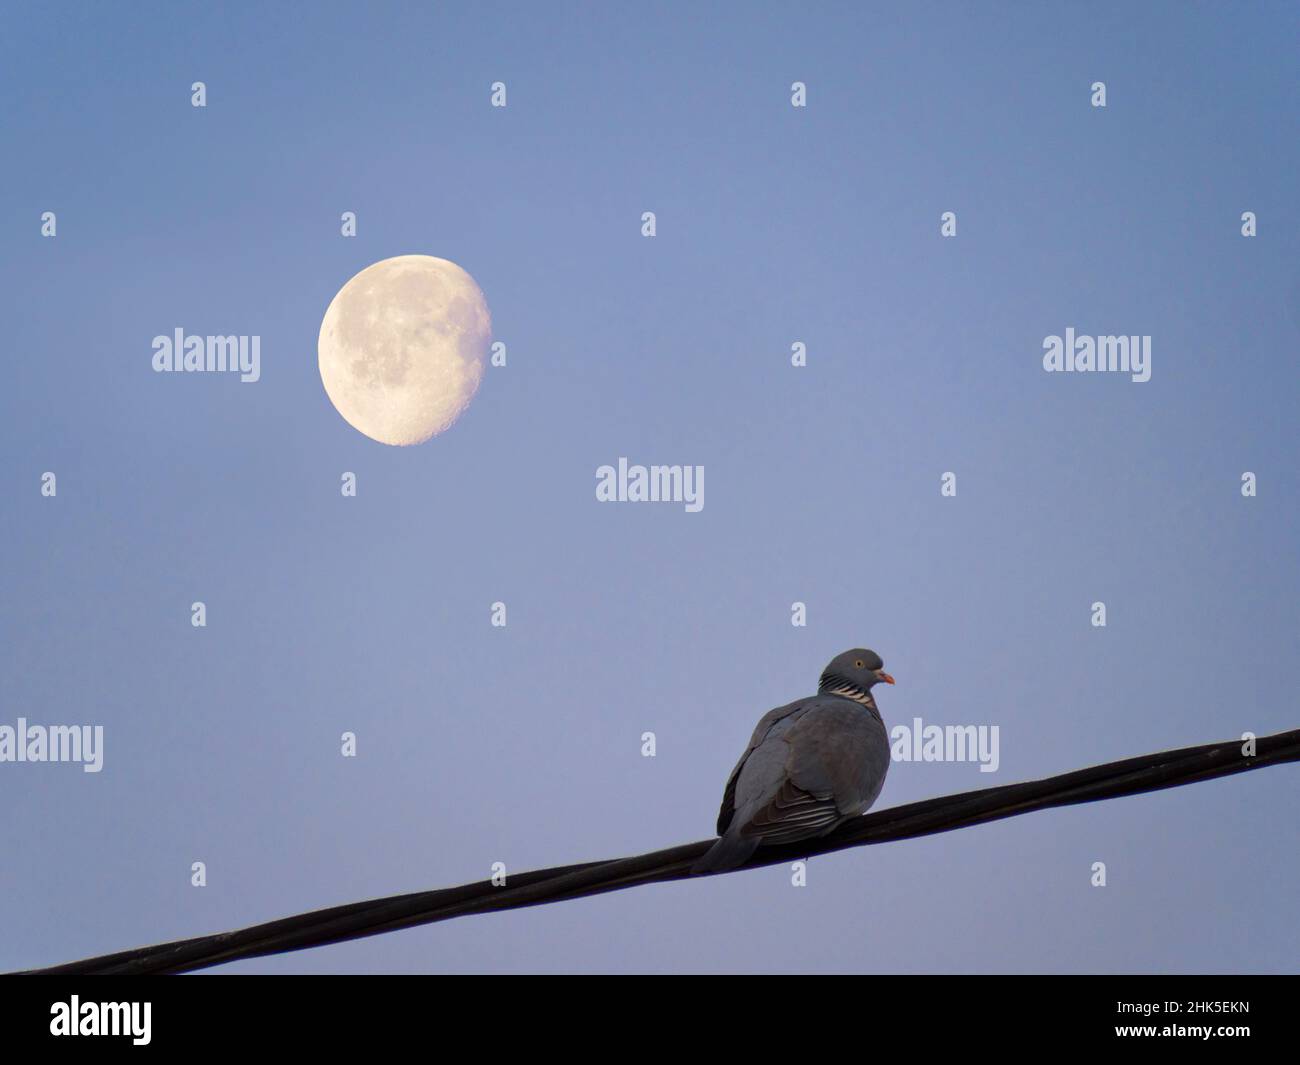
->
[20,727,1299,975]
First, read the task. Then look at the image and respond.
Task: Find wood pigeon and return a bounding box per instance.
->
[694,649,894,874]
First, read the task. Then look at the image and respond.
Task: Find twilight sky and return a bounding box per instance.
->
[2,1,1297,973]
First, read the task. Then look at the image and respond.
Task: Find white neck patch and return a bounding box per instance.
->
[825,684,875,708]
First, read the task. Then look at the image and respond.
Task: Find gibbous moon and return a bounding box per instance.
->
[318,255,492,445]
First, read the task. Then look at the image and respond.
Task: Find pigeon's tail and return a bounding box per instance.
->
[692,830,760,875]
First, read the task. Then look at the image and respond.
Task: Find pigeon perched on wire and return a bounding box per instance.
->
[694,649,894,874]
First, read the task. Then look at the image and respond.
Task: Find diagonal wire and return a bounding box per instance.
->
[19,727,1299,975]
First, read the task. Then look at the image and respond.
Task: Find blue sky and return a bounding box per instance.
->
[2,1,1297,973]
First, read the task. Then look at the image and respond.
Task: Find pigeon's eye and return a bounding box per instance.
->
[854,659,865,669]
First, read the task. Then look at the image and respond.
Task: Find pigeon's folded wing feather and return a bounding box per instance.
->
[715,699,812,835]
[740,778,842,843]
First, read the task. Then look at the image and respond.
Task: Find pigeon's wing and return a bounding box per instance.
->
[715,699,812,835]
[731,699,891,845]
[783,700,891,817]
[722,699,843,843]
[740,777,843,844]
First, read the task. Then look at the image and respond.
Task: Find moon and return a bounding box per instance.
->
[318,255,492,446]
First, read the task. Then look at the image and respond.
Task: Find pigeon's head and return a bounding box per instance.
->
[819,649,895,700]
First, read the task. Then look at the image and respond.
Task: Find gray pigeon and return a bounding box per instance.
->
[694,649,894,874]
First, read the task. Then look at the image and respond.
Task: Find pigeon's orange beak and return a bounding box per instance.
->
[876,670,896,685]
